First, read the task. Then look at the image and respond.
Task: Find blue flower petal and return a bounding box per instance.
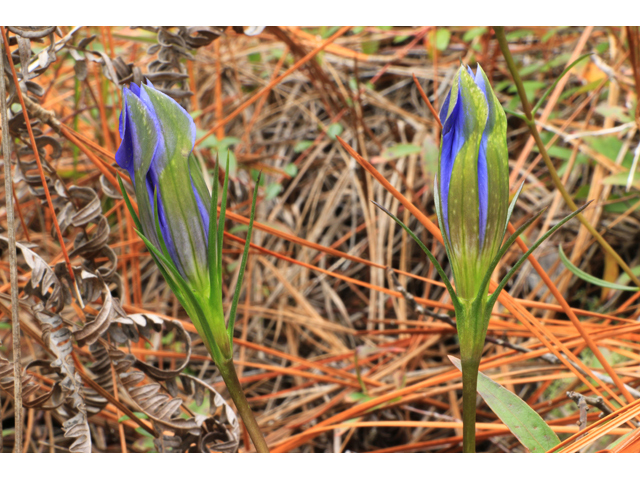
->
[439,87,452,124]
[189,161,211,236]
[118,81,211,291]
[132,87,182,276]
[466,65,474,77]
[129,82,141,97]
[477,135,488,246]
[139,84,208,288]
[115,89,136,181]
[440,85,465,238]
[472,67,490,247]
[473,68,487,98]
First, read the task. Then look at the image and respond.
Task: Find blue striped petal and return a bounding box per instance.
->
[439,84,465,239]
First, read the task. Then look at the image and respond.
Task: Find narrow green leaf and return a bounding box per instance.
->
[449,356,560,453]
[283,163,298,177]
[217,153,230,289]
[383,143,422,158]
[602,171,640,187]
[558,245,639,292]
[264,182,282,200]
[531,53,593,115]
[503,181,525,238]
[505,29,535,41]
[502,107,529,122]
[326,123,343,140]
[372,200,462,312]
[462,27,487,43]
[227,172,261,341]
[615,264,640,287]
[486,202,590,314]
[208,155,220,311]
[603,430,634,450]
[434,29,451,51]
[477,205,545,305]
[294,140,314,153]
[136,228,222,363]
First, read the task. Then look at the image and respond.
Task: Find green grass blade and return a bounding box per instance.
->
[558,245,639,292]
[227,172,260,340]
[217,152,230,287]
[531,53,593,116]
[503,181,525,240]
[208,155,220,309]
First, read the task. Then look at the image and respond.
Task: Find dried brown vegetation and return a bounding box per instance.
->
[1,26,640,453]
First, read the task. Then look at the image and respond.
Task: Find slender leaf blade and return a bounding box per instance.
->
[558,245,638,292]
[532,53,593,115]
[450,356,560,453]
[503,181,525,240]
[217,153,230,282]
[486,201,590,313]
[372,200,462,312]
[208,155,220,310]
[227,172,260,340]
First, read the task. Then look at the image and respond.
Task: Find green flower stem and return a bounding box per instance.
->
[456,298,487,453]
[218,357,270,453]
[493,26,640,290]
[461,356,480,453]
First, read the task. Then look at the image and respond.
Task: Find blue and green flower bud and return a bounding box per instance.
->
[117,82,269,450]
[116,81,236,359]
[437,65,509,300]
[116,82,211,295]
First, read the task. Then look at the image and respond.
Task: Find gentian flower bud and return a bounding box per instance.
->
[372,62,586,453]
[116,82,268,451]
[437,65,509,300]
[116,82,211,295]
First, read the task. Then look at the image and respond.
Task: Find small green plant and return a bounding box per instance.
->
[116,82,268,452]
[375,64,587,452]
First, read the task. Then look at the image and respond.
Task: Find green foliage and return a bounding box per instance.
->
[559,79,603,101]
[595,104,633,123]
[559,245,639,292]
[463,27,487,42]
[422,137,440,175]
[294,140,314,153]
[319,26,341,39]
[433,29,451,51]
[505,29,535,41]
[507,81,546,110]
[450,357,560,453]
[585,136,635,167]
[326,122,344,140]
[265,182,283,200]
[383,143,422,158]
[118,412,149,423]
[361,40,380,55]
[196,132,240,175]
[284,163,298,177]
